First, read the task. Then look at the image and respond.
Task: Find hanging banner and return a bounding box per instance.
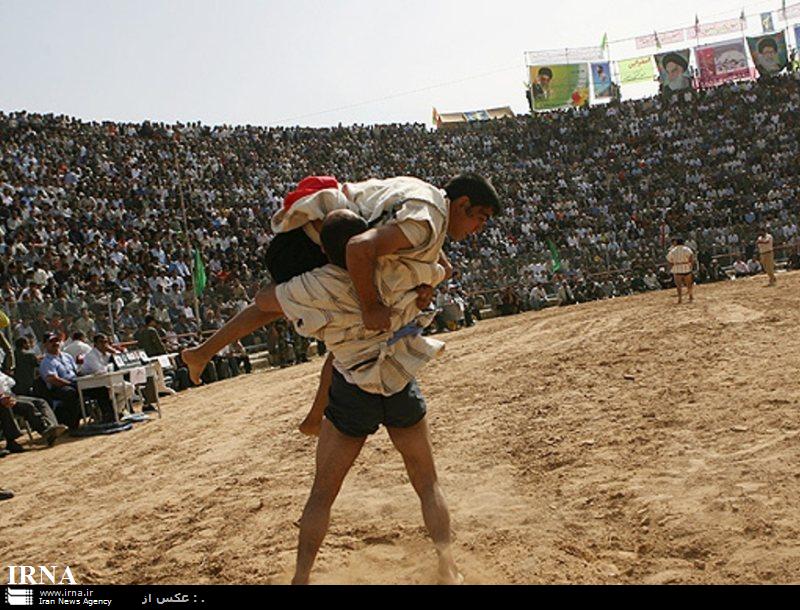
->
[525,46,604,66]
[795,24,800,47]
[696,39,751,87]
[591,62,613,99]
[760,12,775,32]
[618,56,654,84]
[655,49,693,92]
[784,3,800,20]
[747,32,789,76]
[635,28,686,50]
[529,64,590,110]
[685,17,742,40]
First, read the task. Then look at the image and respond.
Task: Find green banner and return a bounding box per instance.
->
[547,240,562,273]
[618,55,654,83]
[529,64,589,110]
[193,248,207,296]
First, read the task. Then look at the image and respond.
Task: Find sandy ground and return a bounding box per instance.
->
[2,271,799,584]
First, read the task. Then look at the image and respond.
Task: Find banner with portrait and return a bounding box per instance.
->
[618,56,654,84]
[529,64,590,110]
[795,24,800,48]
[590,62,613,99]
[747,32,789,77]
[760,12,774,32]
[655,49,693,93]
[695,39,751,87]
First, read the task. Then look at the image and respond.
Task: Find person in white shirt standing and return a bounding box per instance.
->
[756,228,776,286]
[666,237,695,304]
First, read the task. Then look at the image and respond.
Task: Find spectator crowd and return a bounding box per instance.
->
[1,72,799,402]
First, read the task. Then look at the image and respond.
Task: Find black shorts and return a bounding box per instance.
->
[264,227,329,283]
[324,369,427,438]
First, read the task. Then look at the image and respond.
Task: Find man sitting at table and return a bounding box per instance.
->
[39,332,116,427]
[81,334,151,414]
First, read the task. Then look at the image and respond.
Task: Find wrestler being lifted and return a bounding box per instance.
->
[181,174,500,437]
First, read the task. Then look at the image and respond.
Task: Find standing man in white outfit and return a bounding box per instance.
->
[667,238,695,304]
[756,228,777,286]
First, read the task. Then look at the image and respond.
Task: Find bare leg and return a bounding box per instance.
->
[387,418,462,585]
[686,275,694,302]
[299,353,335,437]
[293,419,366,584]
[674,275,683,304]
[182,290,281,384]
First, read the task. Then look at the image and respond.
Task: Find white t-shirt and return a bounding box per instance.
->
[81,347,110,375]
[63,340,93,360]
[756,233,773,254]
[667,245,694,274]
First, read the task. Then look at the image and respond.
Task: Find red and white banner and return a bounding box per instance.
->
[685,17,743,39]
[784,2,800,20]
[695,39,753,87]
[635,28,686,49]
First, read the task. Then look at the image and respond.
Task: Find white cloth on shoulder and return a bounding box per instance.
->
[276,259,446,397]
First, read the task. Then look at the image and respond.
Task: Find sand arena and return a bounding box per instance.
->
[2,271,798,584]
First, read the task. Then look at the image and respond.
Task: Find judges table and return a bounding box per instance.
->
[75,363,161,424]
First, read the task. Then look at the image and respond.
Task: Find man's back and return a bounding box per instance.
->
[13,349,38,395]
[135,326,167,357]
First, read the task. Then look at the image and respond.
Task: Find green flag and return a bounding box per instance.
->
[193,248,207,296]
[547,239,562,273]
[601,32,608,50]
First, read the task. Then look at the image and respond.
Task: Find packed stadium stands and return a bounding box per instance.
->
[1,71,799,371]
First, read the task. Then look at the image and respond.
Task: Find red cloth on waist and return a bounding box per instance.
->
[283,176,339,211]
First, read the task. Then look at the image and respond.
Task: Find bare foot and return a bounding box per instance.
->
[436,545,462,584]
[298,416,321,437]
[181,347,207,385]
[437,568,464,585]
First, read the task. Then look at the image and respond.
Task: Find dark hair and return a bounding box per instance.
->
[144,314,157,325]
[444,173,502,216]
[538,67,553,79]
[93,333,107,344]
[71,331,85,340]
[14,337,28,350]
[320,210,369,269]
[661,52,688,72]
[758,37,778,53]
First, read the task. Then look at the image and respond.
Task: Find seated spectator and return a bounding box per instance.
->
[62,331,93,363]
[220,340,252,376]
[557,280,576,306]
[134,315,167,357]
[0,310,12,375]
[39,332,114,427]
[1,370,68,451]
[631,274,647,293]
[12,337,40,396]
[499,286,521,316]
[81,334,143,413]
[733,259,750,277]
[528,284,547,311]
[746,258,762,274]
[656,267,674,289]
[644,270,661,290]
[708,260,727,282]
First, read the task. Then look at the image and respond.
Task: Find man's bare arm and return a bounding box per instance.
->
[439,251,453,281]
[346,225,415,331]
[254,285,286,317]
